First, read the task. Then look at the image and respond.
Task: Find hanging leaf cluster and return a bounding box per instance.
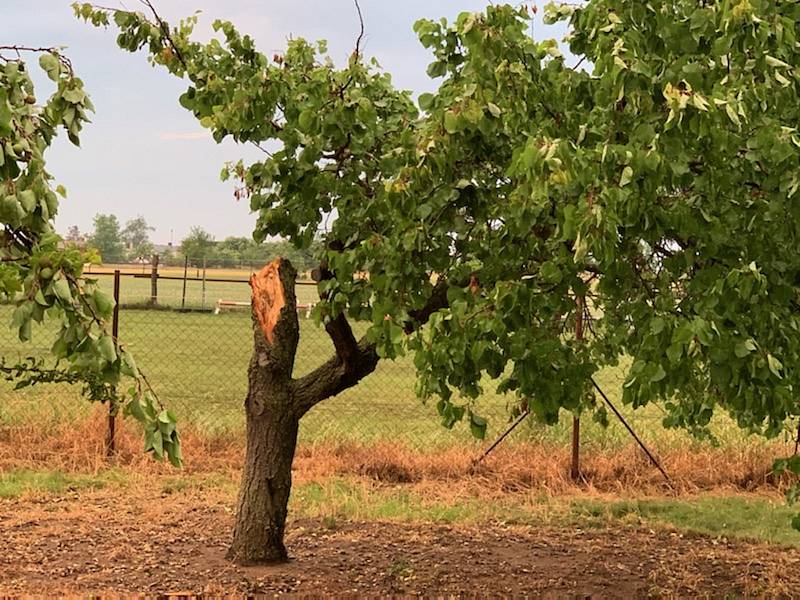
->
[0,46,181,465]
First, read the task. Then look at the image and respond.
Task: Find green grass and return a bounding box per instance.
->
[0,301,783,450]
[570,496,800,547]
[294,479,800,546]
[2,466,797,548]
[0,469,112,498]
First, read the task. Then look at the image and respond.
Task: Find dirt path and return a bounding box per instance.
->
[1,489,799,598]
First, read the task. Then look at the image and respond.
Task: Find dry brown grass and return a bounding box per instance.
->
[0,407,794,496]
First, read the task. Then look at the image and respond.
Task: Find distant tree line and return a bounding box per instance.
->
[68,215,321,273]
[175,226,322,272]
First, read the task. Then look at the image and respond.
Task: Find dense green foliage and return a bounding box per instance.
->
[209,236,323,272]
[84,214,154,262]
[175,227,322,270]
[178,225,214,267]
[0,47,180,464]
[88,213,125,262]
[78,0,800,440]
[73,1,800,533]
[121,215,155,260]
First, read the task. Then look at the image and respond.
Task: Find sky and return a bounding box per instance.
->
[2,1,564,244]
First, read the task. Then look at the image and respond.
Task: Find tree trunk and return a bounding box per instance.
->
[225,256,392,564]
[228,258,300,565]
[228,405,299,563]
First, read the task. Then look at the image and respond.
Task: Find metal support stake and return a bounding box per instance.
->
[106,269,121,458]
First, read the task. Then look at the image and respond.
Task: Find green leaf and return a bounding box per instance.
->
[765,55,791,69]
[120,349,138,377]
[151,429,164,458]
[767,354,783,378]
[167,438,183,468]
[389,322,404,347]
[93,288,115,317]
[52,278,73,303]
[125,397,146,422]
[734,340,755,358]
[18,190,36,212]
[540,261,562,284]
[62,87,86,104]
[620,166,633,187]
[0,89,12,134]
[34,289,49,306]
[38,53,60,80]
[18,319,32,343]
[418,93,435,111]
[443,111,459,134]
[97,335,117,362]
[650,317,665,335]
[298,109,315,132]
[469,412,487,439]
[650,364,667,383]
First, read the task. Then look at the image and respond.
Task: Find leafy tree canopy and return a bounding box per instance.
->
[121,215,155,260]
[179,225,214,267]
[88,213,125,262]
[0,46,181,464]
[77,0,800,445]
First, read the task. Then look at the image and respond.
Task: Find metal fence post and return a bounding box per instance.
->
[181,255,188,310]
[150,253,159,306]
[201,257,207,311]
[106,269,121,458]
[571,295,585,481]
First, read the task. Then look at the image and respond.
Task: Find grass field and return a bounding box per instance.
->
[83,263,319,310]
[0,295,792,453]
[1,466,798,547]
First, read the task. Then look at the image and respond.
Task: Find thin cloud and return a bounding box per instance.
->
[158,131,212,141]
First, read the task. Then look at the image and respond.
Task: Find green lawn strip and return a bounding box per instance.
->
[569,495,800,547]
[1,467,798,547]
[292,479,800,547]
[0,468,237,499]
[0,468,120,498]
[290,478,800,547]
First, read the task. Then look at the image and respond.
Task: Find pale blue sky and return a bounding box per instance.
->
[2,1,564,243]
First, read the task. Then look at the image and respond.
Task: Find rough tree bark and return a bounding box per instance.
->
[228,258,301,564]
[227,258,382,565]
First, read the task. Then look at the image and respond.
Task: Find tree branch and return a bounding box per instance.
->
[139,0,189,71]
[324,313,360,366]
[311,258,360,366]
[291,336,378,417]
[292,275,461,416]
[404,278,450,334]
[0,46,73,73]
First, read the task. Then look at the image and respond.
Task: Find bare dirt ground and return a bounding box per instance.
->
[1,487,799,598]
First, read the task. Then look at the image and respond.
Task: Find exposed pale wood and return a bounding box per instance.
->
[250,259,286,345]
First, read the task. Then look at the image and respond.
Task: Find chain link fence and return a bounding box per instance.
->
[0,269,516,449]
[1,264,731,454]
